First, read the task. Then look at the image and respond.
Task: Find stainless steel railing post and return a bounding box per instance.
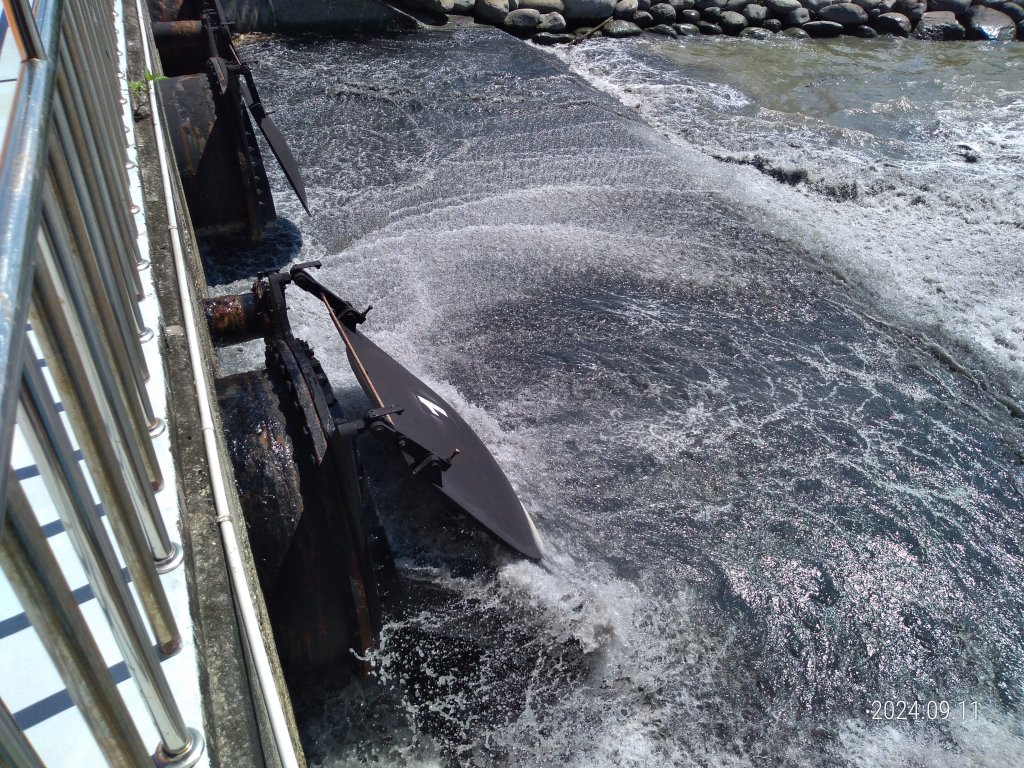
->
[4,0,44,61]
[60,4,148,313]
[0,0,56,533]
[19,354,205,764]
[36,176,172,553]
[46,104,165,489]
[53,56,150,352]
[0,470,155,768]
[31,225,183,653]
[67,0,148,284]
[0,697,45,768]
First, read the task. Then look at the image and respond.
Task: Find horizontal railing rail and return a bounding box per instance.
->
[0,1,204,765]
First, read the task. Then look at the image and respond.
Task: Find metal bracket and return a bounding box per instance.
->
[290,266,373,329]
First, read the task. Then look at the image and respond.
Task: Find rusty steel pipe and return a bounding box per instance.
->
[153,20,203,38]
[203,293,268,347]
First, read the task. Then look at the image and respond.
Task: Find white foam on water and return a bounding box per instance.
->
[553,38,1024,389]
[835,713,1024,768]
[230,32,1024,767]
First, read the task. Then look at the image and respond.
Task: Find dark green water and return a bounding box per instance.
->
[226,28,1024,767]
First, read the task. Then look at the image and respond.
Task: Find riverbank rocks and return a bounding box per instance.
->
[741,3,768,21]
[604,17,644,32]
[519,0,564,9]
[850,0,881,13]
[1001,2,1024,22]
[965,5,1018,36]
[914,9,966,35]
[893,0,927,20]
[408,0,456,12]
[804,17,845,30]
[532,29,576,40]
[614,0,638,17]
[538,10,568,27]
[927,0,969,12]
[874,10,913,31]
[505,7,542,26]
[819,2,870,22]
[457,0,1024,43]
[651,2,680,21]
[765,0,803,14]
[475,0,510,23]
[804,0,839,12]
[784,6,811,23]
[562,0,616,17]
[720,8,750,27]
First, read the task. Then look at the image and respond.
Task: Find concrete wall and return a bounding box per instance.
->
[221,0,418,33]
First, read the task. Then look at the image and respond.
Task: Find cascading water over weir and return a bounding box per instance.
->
[134,0,1024,764]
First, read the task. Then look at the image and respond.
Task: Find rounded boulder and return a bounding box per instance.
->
[720,8,750,27]
[650,2,680,21]
[604,18,645,32]
[803,0,839,12]
[820,2,869,22]
[803,17,845,31]
[743,3,769,21]
[614,0,640,17]
[538,10,569,28]
[965,5,1018,38]
[926,0,969,12]
[914,9,966,36]
[873,10,912,31]
[533,30,577,40]
[475,0,511,22]
[519,0,565,10]
[562,0,617,18]
[505,8,543,26]
[765,0,803,14]
[999,2,1024,22]
[784,6,811,23]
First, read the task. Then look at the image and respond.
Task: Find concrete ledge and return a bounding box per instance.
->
[124,1,306,766]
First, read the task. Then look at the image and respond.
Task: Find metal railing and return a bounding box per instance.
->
[0,0,204,765]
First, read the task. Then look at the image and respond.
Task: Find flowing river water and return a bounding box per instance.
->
[218,28,1024,768]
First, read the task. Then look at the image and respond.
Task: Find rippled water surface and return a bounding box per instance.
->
[226,28,1024,767]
